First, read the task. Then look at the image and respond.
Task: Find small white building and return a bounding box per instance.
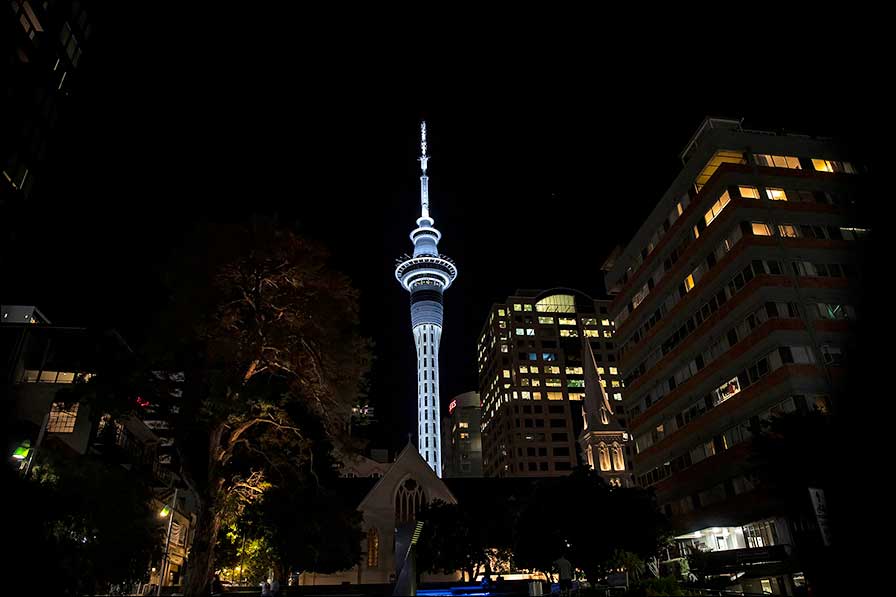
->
[298,443,461,586]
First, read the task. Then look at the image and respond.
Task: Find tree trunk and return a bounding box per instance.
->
[183,492,223,597]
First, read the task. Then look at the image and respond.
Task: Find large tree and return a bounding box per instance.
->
[416,500,488,582]
[82,220,371,596]
[514,467,667,583]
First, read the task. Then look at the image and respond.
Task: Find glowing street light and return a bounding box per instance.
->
[12,440,31,461]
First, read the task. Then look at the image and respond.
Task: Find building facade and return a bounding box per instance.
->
[442,391,482,478]
[477,289,627,478]
[3,0,93,205]
[395,122,458,476]
[604,117,866,594]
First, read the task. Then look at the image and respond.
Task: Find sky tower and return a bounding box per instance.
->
[394,122,458,476]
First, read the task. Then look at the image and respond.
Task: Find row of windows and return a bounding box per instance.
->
[631,300,802,416]
[615,179,856,331]
[624,257,784,385]
[637,395,817,488]
[633,345,816,457]
[621,224,746,362]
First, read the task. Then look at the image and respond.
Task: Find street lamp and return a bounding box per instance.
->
[12,440,31,461]
[157,488,178,596]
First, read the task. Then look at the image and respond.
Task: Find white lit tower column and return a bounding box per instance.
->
[395,122,458,476]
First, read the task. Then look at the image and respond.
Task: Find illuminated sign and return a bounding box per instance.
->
[448,399,457,414]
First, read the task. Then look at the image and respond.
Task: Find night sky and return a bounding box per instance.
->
[5,9,880,454]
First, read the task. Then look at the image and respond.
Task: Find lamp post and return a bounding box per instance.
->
[21,412,50,478]
[157,488,178,596]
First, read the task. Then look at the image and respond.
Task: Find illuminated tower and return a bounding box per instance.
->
[395,122,458,476]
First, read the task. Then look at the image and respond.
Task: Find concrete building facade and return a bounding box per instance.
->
[603,117,867,594]
[477,289,627,478]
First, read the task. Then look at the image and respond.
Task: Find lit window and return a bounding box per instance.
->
[532,392,542,400]
[530,366,539,373]
[812,158,834,172]
[535,294,576,313]
[609,367,618,374]
[611,380,620,388]
[581,317,597,325]
[704,191,731,227]
[613,392,622,401]
[684,274,695,292]
[568,379,585,388]
[714,377,741,406]
[739,186,760,199]
[513,304,522,311]
[560,329,579,337]
[546,392,564,401]
[693,225,700,240]
[597,367,605,374]
[48,402,79,433]
[601,319,611,326]
[502,370,510,379]
[538,316,554,324]
[525,328,535,336]
[584,329,599,337]
[460,432,470,439]
[515,328,525,336]
[519,366,529,373]
[756,154,801,169]
[558,317,576,326]
[367,528,380,568]
[751,222,773,236]
[766,188,788,201]
[524,304,533,312]
[459,422,469,428]
[500,344,508,353]
[778,224,799,238]
[520,391,531,399]
[546,378,562,387]
[497,309,505,316]
[565,367,584,375]
[694,150,746,191]
[544,366,560,374]
[569,392,584,401]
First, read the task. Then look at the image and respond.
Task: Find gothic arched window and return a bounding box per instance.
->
[395,478,426,524]
[367,528,379,568]
[598,443,611,471]
[611,442,625,471]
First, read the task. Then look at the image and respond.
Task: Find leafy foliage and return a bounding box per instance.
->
[514,467,668,583]
[72,220,371,596]
[3,444,162,596]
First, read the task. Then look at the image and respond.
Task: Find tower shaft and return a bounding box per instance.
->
[395,121,457,476]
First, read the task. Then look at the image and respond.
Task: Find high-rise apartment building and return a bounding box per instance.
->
[441,391,482,478]
[604,117,866,594]
[477,289,627,478]
[3,0,93,204]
